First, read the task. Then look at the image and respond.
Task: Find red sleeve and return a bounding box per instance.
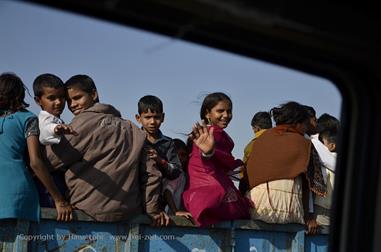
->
[212,127,243,173]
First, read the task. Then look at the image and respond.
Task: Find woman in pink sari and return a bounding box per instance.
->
[183,92,251,227]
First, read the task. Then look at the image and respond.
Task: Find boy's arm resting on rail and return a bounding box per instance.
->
[139,145,169,226]
[163,188,193,220]
[27,135,72,221]
[302,175,318,235]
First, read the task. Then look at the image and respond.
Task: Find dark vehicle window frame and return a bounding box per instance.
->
[23,1,381,251]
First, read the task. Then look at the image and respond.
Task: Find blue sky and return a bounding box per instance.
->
[0,1,341,158]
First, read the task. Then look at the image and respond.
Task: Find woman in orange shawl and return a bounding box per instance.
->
[245,101,326,234]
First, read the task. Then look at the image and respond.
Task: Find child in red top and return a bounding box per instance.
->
[183,92,251,226]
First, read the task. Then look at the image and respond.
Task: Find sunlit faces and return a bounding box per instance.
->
[206,100,232,129]
[135,109,164,135]
[66,87,98,116]
[253,125,260,134]
[34,86,66,117]
[322,137,336,152]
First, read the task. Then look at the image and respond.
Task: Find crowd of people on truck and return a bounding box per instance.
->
[0,72,339,234]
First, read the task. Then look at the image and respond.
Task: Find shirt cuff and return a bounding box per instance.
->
[201,148,215,158]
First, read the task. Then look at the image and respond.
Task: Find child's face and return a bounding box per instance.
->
[67,87,98,116]
[206,100,232,129]
[135,109,164,135]
[322,137,336,152]
[252,125,260,134]
[35,87,66,117]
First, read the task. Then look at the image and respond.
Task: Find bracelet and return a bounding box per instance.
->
[202,149,215,158]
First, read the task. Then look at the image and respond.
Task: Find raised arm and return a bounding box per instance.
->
[43,120,84,170]
[190,122,215,155]
[39,112,62,145]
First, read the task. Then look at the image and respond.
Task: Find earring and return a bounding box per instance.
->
[206,117,212,125]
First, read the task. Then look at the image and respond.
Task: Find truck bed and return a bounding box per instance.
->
[0,208,329,252]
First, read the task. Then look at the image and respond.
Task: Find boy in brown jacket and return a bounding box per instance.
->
[44,74,168,225]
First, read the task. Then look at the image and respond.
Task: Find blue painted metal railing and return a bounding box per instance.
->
[0,208,329,252]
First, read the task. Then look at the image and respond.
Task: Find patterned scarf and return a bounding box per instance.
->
[306,145,327,196]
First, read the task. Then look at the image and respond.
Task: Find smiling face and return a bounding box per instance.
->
[206,100,232,129]
[35,86,66,117]
[66,86,98,116]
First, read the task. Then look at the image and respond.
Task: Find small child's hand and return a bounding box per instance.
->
[149,211,170,227]
[305,216,319,235]
[175,211,193,220]
[54,124,78,136]
[228,165,245,181]
[147,148,158,160]
[147,148,167,167]
[54,200,73,222]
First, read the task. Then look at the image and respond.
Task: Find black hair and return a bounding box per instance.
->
[173,138,187,151]
[319,129,338,145]
[303,105,318,135]
[137,95,163,114]
[303,105,316,118]
[33,73,64,97]
[65,74,99,102]
[251,111,272,129]
[270,101,310,125]
[317,113,340,133]
[200,92,232,121]
[0,72,29,111]
[186,136,193,153]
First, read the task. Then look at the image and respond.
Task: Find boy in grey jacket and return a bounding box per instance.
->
[44,75,168,225]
